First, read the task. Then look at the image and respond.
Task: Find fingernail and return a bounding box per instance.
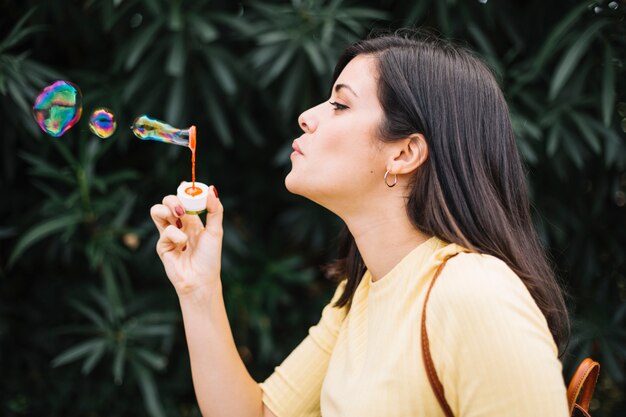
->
[176,219,183,229]
[213,186,219,198]
[175,206,184,216]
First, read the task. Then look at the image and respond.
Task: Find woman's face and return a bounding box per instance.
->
[285,55,389,214]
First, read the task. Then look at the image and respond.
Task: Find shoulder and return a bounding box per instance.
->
[428,252,549,337]
[433,252,531,305]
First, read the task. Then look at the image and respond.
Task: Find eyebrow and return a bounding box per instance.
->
[334,83,358,97]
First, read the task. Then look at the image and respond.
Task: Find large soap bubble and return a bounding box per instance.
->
[89,108,117,138]
[32,80,83,137]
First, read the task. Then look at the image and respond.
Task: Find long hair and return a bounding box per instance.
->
[325,31,570,355]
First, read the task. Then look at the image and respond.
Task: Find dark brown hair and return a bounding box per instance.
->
[326,30,570,354]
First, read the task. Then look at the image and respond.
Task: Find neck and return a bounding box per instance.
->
[342,205,431,282]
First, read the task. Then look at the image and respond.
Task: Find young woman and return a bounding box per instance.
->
[150,32,570,416]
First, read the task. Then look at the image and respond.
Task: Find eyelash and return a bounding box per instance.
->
[329,101,349,111]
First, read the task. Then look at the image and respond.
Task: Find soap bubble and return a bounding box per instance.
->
[131,115,191,147]
[32,80,82,137]
[89,108,117,138]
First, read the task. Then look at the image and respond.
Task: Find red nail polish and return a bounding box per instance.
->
[175,206,184,216]
[182,245,187,251]
[176,219,183,228]
[213,186,219,198]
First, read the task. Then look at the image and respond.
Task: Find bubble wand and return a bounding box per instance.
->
[131,115,207,214]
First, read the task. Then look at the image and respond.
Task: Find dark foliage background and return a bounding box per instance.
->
[0,0,624,416]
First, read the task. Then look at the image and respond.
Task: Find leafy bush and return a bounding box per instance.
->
[1,1,624,416]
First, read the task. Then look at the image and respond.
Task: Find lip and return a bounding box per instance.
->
[292,140,304,155]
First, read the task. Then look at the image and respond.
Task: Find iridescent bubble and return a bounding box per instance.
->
[89,108,117,138]
[131,115,191,147]
[32,80,82,137]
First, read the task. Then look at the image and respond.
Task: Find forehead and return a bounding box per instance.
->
[333,55,379,100]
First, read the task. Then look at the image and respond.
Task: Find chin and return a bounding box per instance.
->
[284,171,303,196]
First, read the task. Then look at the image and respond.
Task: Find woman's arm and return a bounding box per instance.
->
[151,190,275,417]
[178,284,275,417]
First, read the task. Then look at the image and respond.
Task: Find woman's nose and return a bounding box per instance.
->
[298,107,318,133]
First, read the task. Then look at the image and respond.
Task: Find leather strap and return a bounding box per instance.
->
[421,255,457,417]
[567,358,600,415]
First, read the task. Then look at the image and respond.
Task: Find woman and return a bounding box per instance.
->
[150,32,570,416]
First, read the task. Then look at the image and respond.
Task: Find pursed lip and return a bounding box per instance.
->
[292,140,304,155]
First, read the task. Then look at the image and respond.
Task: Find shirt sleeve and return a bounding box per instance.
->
[427,253,569,417]
[259,280,347,417]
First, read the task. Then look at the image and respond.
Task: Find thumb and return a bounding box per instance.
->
[204,185,223,236]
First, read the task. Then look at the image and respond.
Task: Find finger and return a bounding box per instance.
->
[156,225,189,258]
[162,195,203,229]
[162,195,186,218]
[203,185,223,236]
[150,204,178,233]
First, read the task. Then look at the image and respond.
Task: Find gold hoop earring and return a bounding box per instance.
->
[384,170,397,188]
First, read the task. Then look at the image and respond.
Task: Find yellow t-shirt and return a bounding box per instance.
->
[259,236,569,416]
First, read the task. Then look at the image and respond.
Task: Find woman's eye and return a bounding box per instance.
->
[329,101,348,111]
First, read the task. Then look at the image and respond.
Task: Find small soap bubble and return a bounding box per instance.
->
[32,80,83,137]
[608,1,619,10]
[89,108,117,138]
[594,6,603,13]
[131,115,191,147]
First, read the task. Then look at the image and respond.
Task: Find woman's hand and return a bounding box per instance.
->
[150,186,223,298]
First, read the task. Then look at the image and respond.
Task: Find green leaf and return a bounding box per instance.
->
[20,152,74,185]
[0,7,43,53]
[562,127,584,168]
[467,23,503,77]
[70,300,108,331]
[302,41,326,76]
[549,21,608,100]
[125,19,163,71]
[165,76,185,125]
[204,47,238,95]
[113,340,126,385]
[259,44,297,86]
[132,362,166,417]
[81,340,107,374]
[6,80,30,114]
[531,2,589,75]
[133,348,168,370]
[166,32,186,77]
[601,45,615,127]
[102,263,125,319]
[188,15,219,43]
[570,112,601,154]
[52,338,103,367]
[8,213,82,267]
[546,124,561,156]
[599,339,624,382]
[126,324,173,338]
[200,77,233,147]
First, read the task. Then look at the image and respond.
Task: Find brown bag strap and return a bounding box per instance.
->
[567,358,600,415]
[421,255,457,417]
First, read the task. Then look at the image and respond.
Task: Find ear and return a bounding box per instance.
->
[386,133,428,175]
